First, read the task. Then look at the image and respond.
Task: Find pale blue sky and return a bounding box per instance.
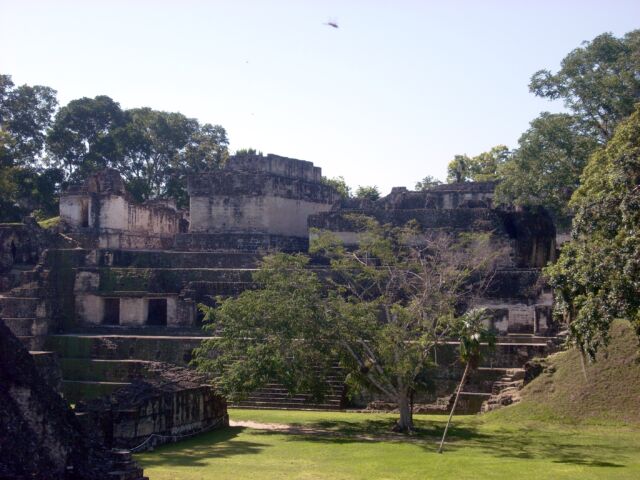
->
[1,1,638,193]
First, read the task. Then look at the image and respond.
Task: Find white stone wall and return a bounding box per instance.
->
[99,196,128,231]
[75,294,103,325]
[60,195,90,227]
[119,298,147,326]
[74,294,182,327]
[190,195,333,237]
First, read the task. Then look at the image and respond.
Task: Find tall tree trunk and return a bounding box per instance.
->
[395,393,414,433]
[438,362,470,453]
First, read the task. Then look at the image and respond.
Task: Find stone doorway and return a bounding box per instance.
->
[147,298,167,326]
[103,298,120,325]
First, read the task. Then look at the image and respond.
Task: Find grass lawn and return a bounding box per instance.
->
[136,408,640,480]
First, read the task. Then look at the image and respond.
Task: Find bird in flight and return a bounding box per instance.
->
[324,18,339,29]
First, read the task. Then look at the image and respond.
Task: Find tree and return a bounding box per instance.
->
[0,74,58,166]
[194,217,501,432]
[496,113,598,228]
[166,121,228,208]
[545,105,640,358]
[322,176,351,199]
[0,75,60,221]
[234,148,261,156]
[438,308,494,453]
[354,185,381,201]
[119,108,228,206]
[192,253,336,405]
[446,155,470,183]
[414,175,442,191]
[46,95,126,181]
[446,146,508,183]
[530,30,640,142]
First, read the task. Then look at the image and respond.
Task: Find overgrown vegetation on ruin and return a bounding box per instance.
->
[193,217,502,432]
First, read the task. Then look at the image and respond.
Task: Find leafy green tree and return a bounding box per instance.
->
[194,218,500,432]
[0,75,60,221]
[545,106,640,358]
[322,176,351,199]
[446,146,508,183]
[0,74,58,166]
[446,154,470,183]
[46,95,126,181]
[354,185,381,201]
[530,30,640,142]
[467,145,510,182]
[193,253,335,405]
[414,175,442,191]
[119,108,228,206]
[234,148,261,156]
[496,113,598,227]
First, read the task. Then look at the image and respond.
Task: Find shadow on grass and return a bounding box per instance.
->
[253,418,628,469]
[138,417,631,471]
[137,426,268,468]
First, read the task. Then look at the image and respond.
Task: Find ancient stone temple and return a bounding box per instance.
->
[0,152,558,411]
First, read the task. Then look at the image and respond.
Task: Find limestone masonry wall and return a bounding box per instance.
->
[187,154,338,237]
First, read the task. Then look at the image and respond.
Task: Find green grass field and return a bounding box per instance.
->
[136,408,640,480]
[136,321,640,479]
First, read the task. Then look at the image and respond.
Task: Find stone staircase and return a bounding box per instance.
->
[0,270,51,347]
[233,371,346,411]
[107,450,148,480]
[480,367,525,412]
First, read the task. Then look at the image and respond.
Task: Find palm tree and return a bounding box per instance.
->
[438,309,495,453]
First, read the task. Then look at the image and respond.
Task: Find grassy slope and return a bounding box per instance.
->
[137,321,640,479]
[491,319,640,426]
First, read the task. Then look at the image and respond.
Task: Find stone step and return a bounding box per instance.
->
[233,401,342,411]
[62,380,131,402]
[0,296,41,318]
[2,317,36,336]
[243,395,341,405]
[111,449,132,462]
[246,391,342,400]
[107,467,146,480]
[492,380,524,395]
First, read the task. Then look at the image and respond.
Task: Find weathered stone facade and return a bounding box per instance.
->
[60,169,186,250]
[0,152,558,411]
[0,319,146,480]
[75,364,228,451]
[310,181,556,335]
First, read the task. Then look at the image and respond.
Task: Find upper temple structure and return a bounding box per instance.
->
[0,152,558,411]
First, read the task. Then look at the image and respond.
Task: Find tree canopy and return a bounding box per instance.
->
[446,146,508,183]
[495,30,639,227]
[354,185,381,201]
[495,113,598,227]
[530,30,640,142]
[414,175,442,191]
[0,73,229,220]
[194,217,501,432]
[545,105,640,358]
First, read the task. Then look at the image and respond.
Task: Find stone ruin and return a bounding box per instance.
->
[0,318,147,480]
[0,151,560,414]
[75,363,228,451]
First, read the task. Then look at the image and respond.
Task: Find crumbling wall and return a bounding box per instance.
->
[0,319,145,480]
[308,182,557,335]
[186,154,338,240]
[75,363,228,450]
[60,169,185,250]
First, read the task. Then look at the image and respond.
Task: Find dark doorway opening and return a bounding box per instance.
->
[103,298,120,325]
[81,202,89,227]
[147,298,167,326]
